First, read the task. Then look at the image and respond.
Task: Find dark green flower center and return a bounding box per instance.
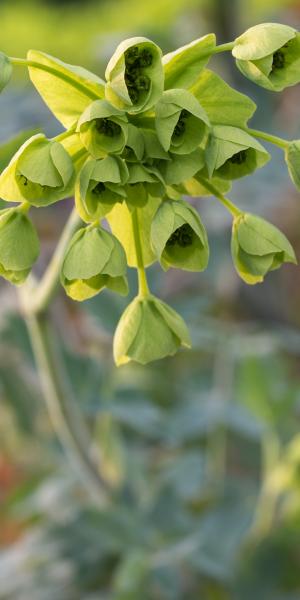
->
[92,182,106,195]
[166,224,194,248]
[271,49,286,72]
[125,45,153,104]
[228,150,247,165]
[96,118,121,137]
[173,110,190,138]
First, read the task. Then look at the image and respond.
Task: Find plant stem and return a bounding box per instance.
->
[23,207,81,315]
[53,124,76,143]
[25,311,108,505]
[245,128,288,150]
[213,41,235,54]
[10,57,101,101]
[131,208,150,297]
[196,176,242,218]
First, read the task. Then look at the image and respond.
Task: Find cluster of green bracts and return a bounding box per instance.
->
[0,23,299,365]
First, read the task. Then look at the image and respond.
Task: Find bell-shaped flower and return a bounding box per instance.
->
[232,23,300,91]
[158,148,205,185]
[0,134,75,207]
[0,207,39,285]
[231,212,297,284]
[151,199,209,271]
[77,100,128,158]
[155,89,209,155]
[75,156,129,223]
[113,294,191,366]
[122,124,145,162]
[285,140,300,191]
[105,37,164,114]
[125,162,165,208]
[61,225,128,301]
[205,126,270,180]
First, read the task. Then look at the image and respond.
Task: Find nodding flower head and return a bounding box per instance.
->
[105,37,164,113]
[77,100,128,158]
[232,23,300,91]
[0,207,39,285]
[0,134,75,207]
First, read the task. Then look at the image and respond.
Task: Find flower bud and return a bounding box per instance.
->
[151,199,209,271]
[0,134,75,206]
[232,23,300,91]
[0,208,39,285]
[205,126,269,180]
[75,156,128,223]
[231,212,296,284]
[77,100,128,158]
[105,37,164,113]
[61,225,128,301]
[155,89,209,154]
[0,52,12,93]
[113,294,191,365]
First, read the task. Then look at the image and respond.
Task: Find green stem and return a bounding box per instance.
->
[213,41,235,54]
[25,311,108,505]
[131,208,150,297]
[196,176,242,218]
[23,207,81,315]
[53,124,76,143]
[10,57,101,101]
[245,127,288,150]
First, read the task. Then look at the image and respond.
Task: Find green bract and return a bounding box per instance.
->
[113,294,191,366]
[158,148,205,185]
[0,134,75,206]
[151,199,209,271]
[233,23,300,91]
[105,37,164,114]
[155,89,209,155]
[0,52,12,93]
[75,156,128,223]
[285,140,300,191]
[163,34,216,90]
[77,100,128,158]
[205,126,270,180]
[61,225,128,301]
[231,213,296,284]
[0,208,39,284]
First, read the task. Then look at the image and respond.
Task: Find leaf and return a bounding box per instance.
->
[232,23,296,61]
[0,52,12,92]
[27,50,105,128]
[163,34,216,90]
[107,197,161,268]
[190,69,256,127]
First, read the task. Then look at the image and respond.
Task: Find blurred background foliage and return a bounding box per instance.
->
[0,0,300,598]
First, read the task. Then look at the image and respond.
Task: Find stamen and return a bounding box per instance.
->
[271,49,285,72]
[173,110,189,138]
[166,224,194,248]
[228,150,247,165]
[92,182,106,195]
[96,118,121,137]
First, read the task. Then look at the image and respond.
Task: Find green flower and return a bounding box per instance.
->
[125,162,165,208]
[158,148,205,185]
[151,199,209,271]
[0,208,39,285]
[155,89,209,154]
[0,52,12,93]
[113,294,191,366]
[0,134,75,207]
[205,126,270,180]
[61,225,128,301]
[231,212,297,284]
[285,140,300,191]
[105,37,164,113]
[77,100,128,158]
[232,23,300,91]
[75,156,129,223]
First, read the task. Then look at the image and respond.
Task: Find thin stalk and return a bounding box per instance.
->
[196,176,242,217]
[10,57,101,101]
[131,208,150,297]
[25,312,108,505]
[245,127,288,151]
[213,41,235,54]
[53,124,76,143]
[23,208,81,315]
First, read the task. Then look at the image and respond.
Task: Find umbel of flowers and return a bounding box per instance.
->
[0,24,298,365]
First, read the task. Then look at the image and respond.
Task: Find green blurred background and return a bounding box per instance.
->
[1,1,300,598]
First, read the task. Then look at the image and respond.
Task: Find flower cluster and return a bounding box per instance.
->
[0,25,298,365]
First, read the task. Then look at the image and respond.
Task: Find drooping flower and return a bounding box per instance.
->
[77,100,128,158]
[0,208,39,285]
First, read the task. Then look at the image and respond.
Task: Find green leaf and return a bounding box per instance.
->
[190,69,256,127]
[163,34,216,90]
[107,197,161,268]
[0,52,12,92]
[27,50,105,128]
[285,140,300,191]
[232,23,296,61]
